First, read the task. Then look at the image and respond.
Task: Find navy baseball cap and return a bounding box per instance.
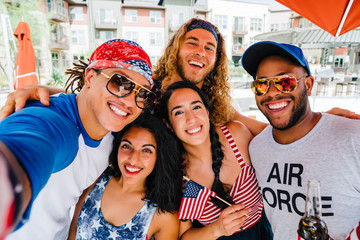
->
[241,41,311,79]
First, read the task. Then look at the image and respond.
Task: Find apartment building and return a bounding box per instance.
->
[2,0,272,84]
[43,0,71,69]
[68,0,89,62]
[120,1,165,64]
[206,0,269,66]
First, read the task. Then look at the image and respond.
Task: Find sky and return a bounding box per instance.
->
[232,0,289,11]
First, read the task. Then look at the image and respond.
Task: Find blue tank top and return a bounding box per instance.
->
[76,173,157,239]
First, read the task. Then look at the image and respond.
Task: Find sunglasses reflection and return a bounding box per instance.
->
[251,75,306,96]
[95,69,156,109]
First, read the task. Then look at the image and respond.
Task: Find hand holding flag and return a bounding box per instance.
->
[178,176,231,220]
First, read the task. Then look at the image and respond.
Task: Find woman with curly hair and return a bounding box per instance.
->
[68,114,183,239]
[156,81,273,240]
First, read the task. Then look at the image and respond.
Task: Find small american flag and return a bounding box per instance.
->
[346,221,360,240]
[178,179,217,220]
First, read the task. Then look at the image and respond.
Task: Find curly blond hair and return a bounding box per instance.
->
[153,18,234,125]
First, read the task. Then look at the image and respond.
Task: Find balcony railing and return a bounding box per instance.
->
[50,35,69,50]
[47,2,68,22]
[233,25,248,35]
[95,18,118,29]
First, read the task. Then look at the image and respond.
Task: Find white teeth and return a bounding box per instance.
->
[110,104,127,116]
[268,101,288,110]
[189,60,204,67]
[187,126,201,134]
[125,165,141,173]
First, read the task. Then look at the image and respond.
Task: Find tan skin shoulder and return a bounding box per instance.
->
[231,110,268,137]
[147,209,180,240]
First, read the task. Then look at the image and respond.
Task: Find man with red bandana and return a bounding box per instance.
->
[0,39,155,239]
[242,41,360,240]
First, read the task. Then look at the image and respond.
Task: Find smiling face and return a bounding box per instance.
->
[255,56,312,130]
[167,88,210,147]
[82,68,149,139]
[117,126,157,185]
[175,29,217,87]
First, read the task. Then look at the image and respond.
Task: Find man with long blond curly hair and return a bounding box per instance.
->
[153,18,267,133]
[153,18,234,126]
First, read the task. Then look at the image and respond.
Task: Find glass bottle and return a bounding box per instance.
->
[297,180,330,240]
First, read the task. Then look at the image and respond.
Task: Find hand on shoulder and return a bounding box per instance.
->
[326,107,360,119]
[0,85,65,120]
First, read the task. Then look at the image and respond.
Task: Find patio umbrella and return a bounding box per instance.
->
[276,0,360,37]
[13,21,38,89]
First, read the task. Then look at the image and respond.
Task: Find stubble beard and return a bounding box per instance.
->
[264,88,309,131]
[177,61,210,86]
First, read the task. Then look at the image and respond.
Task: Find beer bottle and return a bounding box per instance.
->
[297,180,330,240]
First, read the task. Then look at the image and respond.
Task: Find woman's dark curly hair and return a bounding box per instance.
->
[107,113,183,213]
[155,81,234,209]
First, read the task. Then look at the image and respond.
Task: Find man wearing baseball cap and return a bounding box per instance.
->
[0,39,156,239]
[242,41,360,240]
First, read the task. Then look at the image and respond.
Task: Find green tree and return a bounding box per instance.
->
[4,0,47,48]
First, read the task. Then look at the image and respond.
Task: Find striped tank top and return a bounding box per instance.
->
[196,125,264,233]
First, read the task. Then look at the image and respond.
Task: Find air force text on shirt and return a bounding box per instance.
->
[259,162,334,217]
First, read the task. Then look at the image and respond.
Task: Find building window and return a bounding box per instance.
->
[58,0,66,16]
[100,8,116,25]
[149,11,161,24]
[271,24,279,32]
[71,30,85,44]
[214,15,227,29]
[51,23,67,44]
[250,18,262,31]
[52,52,59,68]
[73,55,85,61]
[334,57,345,68]
[47,0,55,12]
[150,32,162,45]
[299,18,306,28]
[171,12,184,29]
[70,7,84,21]
[100,31,113,43]
[281,23,291,30]
[234,17,245,33]
[233,37,242,51]
[125,9,138,23]
[62,52,68,68]
[125,32,139,43]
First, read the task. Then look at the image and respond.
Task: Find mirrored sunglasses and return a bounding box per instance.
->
[95,70,156,109]
[251,74,306,96]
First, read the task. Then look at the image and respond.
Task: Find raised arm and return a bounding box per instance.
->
[231,109,268,137]
[231,107,360,137]
[326,107,360,119]
[0,85,65,120]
